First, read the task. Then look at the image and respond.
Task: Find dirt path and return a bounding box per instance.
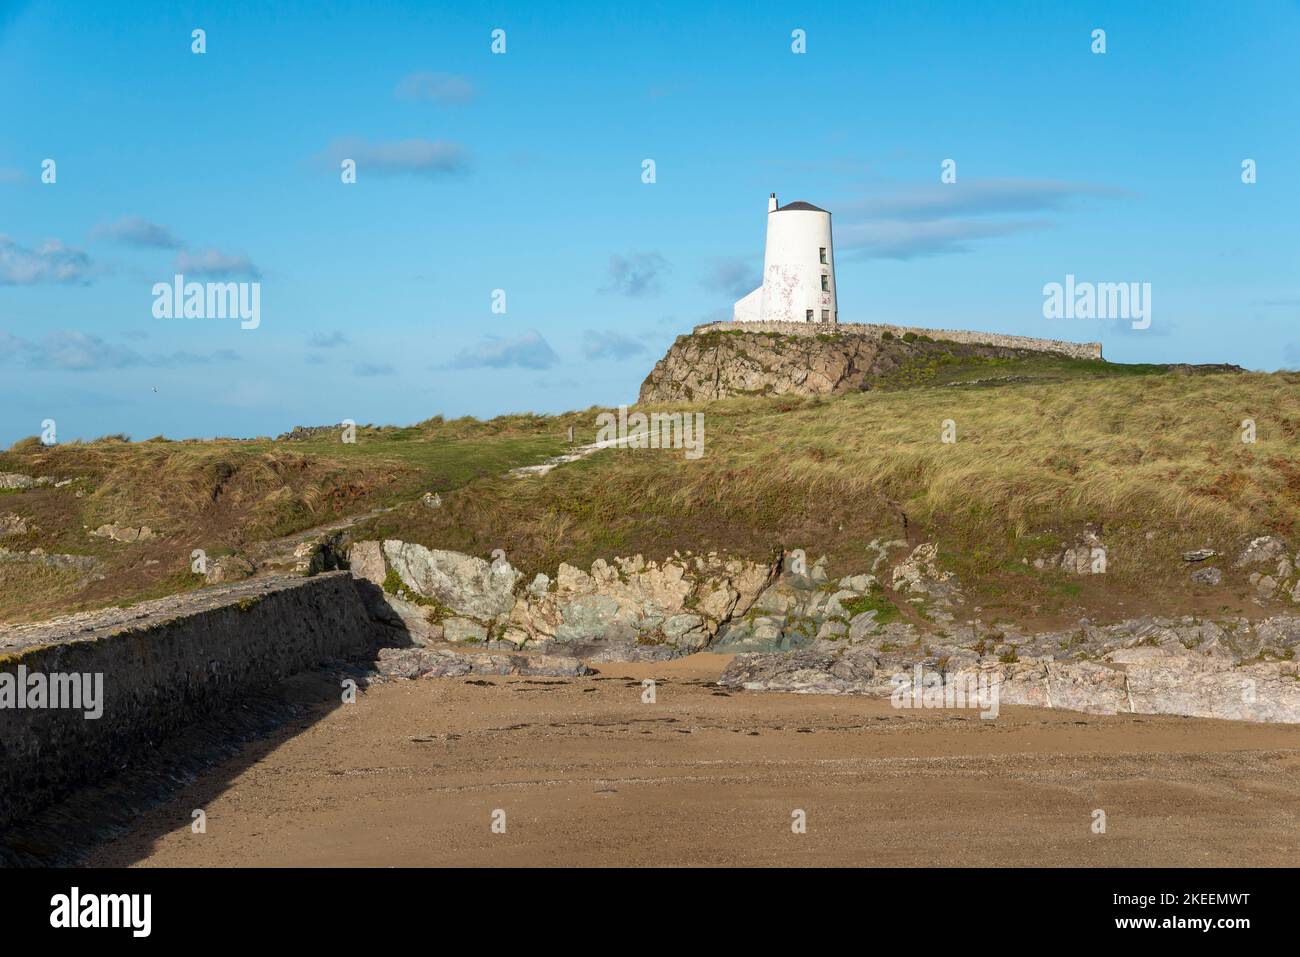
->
[87,655,1300,867]
[508,434,633,477]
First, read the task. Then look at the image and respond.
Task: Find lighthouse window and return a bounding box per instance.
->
[805,309,814,322]
[822,309,830,322]
[820,275,829,291]
[819,247,827,264]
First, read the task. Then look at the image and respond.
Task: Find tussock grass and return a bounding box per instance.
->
[3,365,1296,624]
[361,372,1299,612]
[0,414,581,621]
[635,371,1296,542]
[0,414,579,544]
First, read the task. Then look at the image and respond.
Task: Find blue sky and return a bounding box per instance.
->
[2,0,1297,444]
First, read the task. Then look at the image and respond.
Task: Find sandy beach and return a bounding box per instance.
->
[85,654,1300,868]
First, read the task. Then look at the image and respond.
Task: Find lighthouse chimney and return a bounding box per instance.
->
[768,192,778,212]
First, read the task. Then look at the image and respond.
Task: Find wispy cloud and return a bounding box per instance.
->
[582,329,647,360]
[837,217,1048,260]
[89,219,264,279]
[847,179,1127,221]
[174,248,262,279]
[0,236,94,285]
[446,330,559,370]
[92,216,184,249]
[321,137,470,177]
[702,256,760,298]
[353,361,395,377]
[308,330,349,348]
[395,72,476,105]
[0,330,26,359]
[601,252,668,297]
[0,331,238,371]
[837,178,1125,260]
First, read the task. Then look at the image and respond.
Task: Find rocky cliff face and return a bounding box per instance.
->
[352,540,781,660]
[353,536,1300,723]
[638,327,1066,402]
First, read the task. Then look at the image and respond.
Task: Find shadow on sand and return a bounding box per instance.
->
[0,579,410,867]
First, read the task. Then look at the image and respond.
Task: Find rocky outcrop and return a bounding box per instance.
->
[0,513,30,537]
[638,326,1099,402]
[719,614,1300,723]
[382,541,522,619]
[373,646,589,679]
[1034,530,1108,575]
[637,323,1247,402]
[88,522,159,543]
[275,423,353,441]
[0,546,101,575]
[720,646,884,695]
[1191,566,1223,586]
[1234,535,1300,604]
[204,554,257,584]
[354,539,778,659]
[712,540,957,652]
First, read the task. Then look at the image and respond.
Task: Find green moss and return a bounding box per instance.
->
[692,330,746,348]
[381,567,452,617]
[840,586,900,625]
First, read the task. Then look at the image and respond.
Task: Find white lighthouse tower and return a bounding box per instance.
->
[732,193,837,325]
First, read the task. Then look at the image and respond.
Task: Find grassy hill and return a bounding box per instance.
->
[3,354,1297,626]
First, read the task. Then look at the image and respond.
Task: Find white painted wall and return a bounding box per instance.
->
[732,194,837,324]
[732,285,762,323]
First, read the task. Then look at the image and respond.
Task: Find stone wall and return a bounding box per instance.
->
[0,572,378,829]
[693,320,1103,361]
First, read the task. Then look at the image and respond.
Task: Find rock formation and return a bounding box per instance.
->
[348,535,1300,723]
[718,628,1300,724]
[639,325,1096,402]
[353,539,779,659]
